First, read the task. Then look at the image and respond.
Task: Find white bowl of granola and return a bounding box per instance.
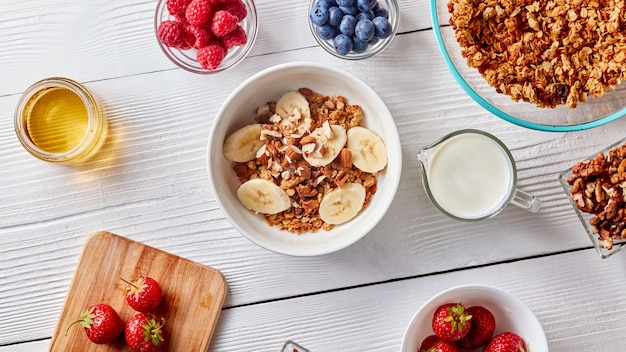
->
[431,0,626,132]
[207,62,401,256]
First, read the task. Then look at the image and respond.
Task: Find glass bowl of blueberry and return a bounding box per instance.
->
[308,0,399,60]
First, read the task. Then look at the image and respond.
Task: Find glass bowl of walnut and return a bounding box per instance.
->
[206,62,402,256]
[559,137,626,258]
[431,0,626,132]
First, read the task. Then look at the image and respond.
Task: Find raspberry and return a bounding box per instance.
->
[157,20,191,48]
[166,0,193,16]
[197,44,225,70]
[211,10,239,37]
[219,0,247,21]
[186,24,213,49]
[171,13,187,24]
[185,0,214,26]
[221,25,247,49]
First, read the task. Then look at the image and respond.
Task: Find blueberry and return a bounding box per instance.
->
[336,0,355,6]
[372,16,392,38]
[328,6,343,26]
[373,7,388,19]
[339,5,358,15]
[355,19,375,41]
[333,34,353,55]
[357,0,377,12]
[310,4,329,26]
[352,36,368,53]
[316,23,338,40]
[317,0,337,8]
[356,10,374,21]
[339,15,357,36]
[368,36,379,45]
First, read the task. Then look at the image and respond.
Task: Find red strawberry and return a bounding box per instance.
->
[185,0,214,26]
[197,44,225,70]
[211,10,239,37]
[166,0,193,16]
[219,0,247,21]
[483,332,528,352]
[431,303,472,342]
[125,313,166,352]
[430,340,461,352]
[419,335,440,352]
[121,276,163,313]
[221,25,247,49]
[457,305,495,349]
[157,20,192,48]
[186,24,214,49]
[65,303,123,344]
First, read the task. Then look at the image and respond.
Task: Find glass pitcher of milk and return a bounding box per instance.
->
[417,129,541,221]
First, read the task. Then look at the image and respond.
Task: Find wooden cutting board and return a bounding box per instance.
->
[49,231,227,352]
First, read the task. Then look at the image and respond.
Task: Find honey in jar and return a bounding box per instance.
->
[15,77,106,163]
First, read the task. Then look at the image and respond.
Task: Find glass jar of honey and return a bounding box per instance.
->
[14,77,106,163]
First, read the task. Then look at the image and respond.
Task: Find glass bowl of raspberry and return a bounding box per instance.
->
[154,0,258,73]
[308,0,399,60]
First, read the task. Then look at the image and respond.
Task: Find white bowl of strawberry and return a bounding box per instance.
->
[155,0,258,73]
[401,285,548,352]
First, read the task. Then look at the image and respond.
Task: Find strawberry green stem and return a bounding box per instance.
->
[64,319,84,336]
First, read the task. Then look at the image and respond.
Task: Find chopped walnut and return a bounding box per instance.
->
[568,141,626,250]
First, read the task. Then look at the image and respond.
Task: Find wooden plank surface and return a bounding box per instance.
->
[2,0,626,350]
[48,231,226,352]
[3,248,626,351]
[2,27,626,346]
[0,1,424,96]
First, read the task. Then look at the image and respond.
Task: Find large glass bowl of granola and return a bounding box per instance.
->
[207,62,402,256]
[431,0,626,132]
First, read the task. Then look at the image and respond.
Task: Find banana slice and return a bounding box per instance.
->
[347,126,388,173]
[237,178,291,214]
[223,124,265,162]
[318,183,366,225]
[275,91,311,120]
[302,123,347,167]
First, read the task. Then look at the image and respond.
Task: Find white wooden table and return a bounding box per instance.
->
[2,1,626,351]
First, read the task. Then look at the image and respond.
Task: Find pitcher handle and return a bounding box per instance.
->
[510,188,541,213]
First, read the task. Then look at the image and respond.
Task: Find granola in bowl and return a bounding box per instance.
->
[447,0,626,108]
[223,88,387,234]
